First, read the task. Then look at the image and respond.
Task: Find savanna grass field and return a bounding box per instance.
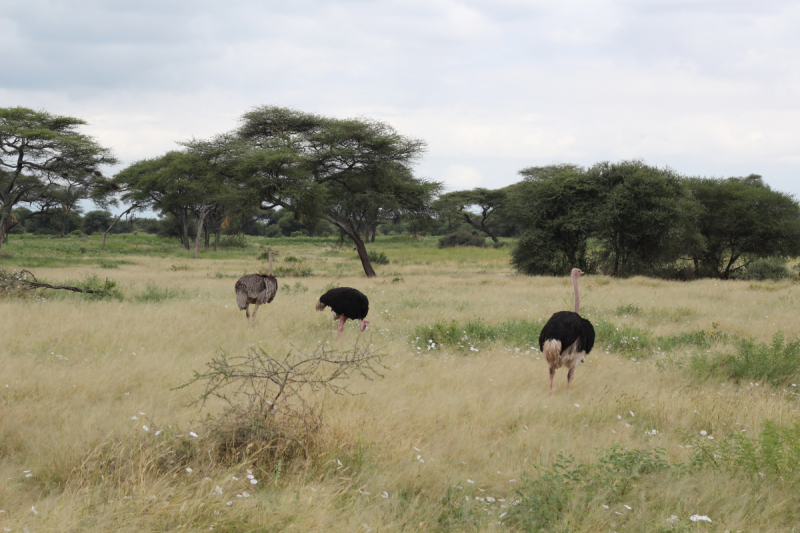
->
[2,234,800,532]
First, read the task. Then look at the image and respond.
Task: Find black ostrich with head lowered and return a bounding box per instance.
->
[539,268,595,393]
[315,287,370,337]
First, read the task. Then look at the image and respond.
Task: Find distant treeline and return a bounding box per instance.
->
[3,107,798,279]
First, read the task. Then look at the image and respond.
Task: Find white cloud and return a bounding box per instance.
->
[2,0,799,199]
[442,165,483,190]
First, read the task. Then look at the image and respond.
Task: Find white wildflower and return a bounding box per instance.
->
[690,515,712,522]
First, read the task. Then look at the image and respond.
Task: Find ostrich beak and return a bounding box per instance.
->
[359,320,369,332]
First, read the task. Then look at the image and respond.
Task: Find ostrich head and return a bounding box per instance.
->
[359,319,370,332]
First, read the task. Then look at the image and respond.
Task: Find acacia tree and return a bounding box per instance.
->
[112,151,208,251]
[589,160,688,277]
[0,107,116,250]
[234,106,435,277]
[433,188,507,242]
[510,164,601,275]
[686,175,800,278]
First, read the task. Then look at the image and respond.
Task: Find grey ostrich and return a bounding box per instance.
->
[235,251,279,322]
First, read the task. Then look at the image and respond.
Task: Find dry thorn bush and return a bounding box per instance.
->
[181,341,385,469]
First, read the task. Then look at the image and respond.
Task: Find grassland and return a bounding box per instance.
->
[1,234,800,532]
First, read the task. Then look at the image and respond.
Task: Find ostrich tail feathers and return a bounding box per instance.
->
[315,299,327,311]
[543,339,563,368]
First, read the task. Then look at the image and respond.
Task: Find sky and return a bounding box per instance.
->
[2,0,799,205]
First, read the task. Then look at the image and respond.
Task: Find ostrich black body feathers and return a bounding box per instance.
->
[539,311,595,356]
[317,287,369,320]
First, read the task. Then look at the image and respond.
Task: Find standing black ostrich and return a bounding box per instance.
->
[315,287,370,337]
[235,251,279,322]
[539,268,595,394]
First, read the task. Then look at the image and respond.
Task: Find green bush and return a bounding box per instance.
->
[687,420,800,478]
[438,229,486,248]
[724,332,800,384]
[219,234,248,248]
[133,282,186,303]
[733,257,791,281]
[273,264,313,277]
[367,250,389,265]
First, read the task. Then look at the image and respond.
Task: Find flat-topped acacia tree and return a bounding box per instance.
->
[0,107,116,250]
[232,106,438,277]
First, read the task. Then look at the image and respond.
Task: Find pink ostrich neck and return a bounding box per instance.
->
[573,272,580,314]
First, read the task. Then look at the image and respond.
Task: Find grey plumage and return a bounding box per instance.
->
[235,251,279,321]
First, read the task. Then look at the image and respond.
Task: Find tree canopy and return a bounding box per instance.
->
[0,107,116,250]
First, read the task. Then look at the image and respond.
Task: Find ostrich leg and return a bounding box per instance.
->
[251,302,261,320]
[566,366,576,392]
[549,366,556,395]
[245,304,250,319]
[337,315,347,337]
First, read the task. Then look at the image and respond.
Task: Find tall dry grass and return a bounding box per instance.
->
[1,243,800,531]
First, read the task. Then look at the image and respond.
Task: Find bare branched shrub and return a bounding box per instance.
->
[181,341,384,469]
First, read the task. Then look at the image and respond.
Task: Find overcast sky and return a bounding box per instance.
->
[2,0,798,202]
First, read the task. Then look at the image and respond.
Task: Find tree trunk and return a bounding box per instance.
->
[204,224,210,249]
[0,215,6,251]
[327,217,376,277]
[462,214,499,242]
[353,234,376,277]
[214,228,220,251]
[193,202,210,259]
[103,205,138,251]
[181,213,191,250]
[60,209,69,238]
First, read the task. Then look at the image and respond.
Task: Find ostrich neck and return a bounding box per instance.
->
[573,275,580,314]
[269,255,273,276]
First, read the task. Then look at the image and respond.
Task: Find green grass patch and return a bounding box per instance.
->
[133,281,188,303]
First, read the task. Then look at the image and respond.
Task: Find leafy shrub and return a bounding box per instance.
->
[724,332,800,384]
[283,255,301,263]
[219,234,248,248]
[594,319,652,355]
[506,446,671,530]
[438,229,486,248]
[96,260,119,269]
[133,282,186,303]
[733,257,791,281]
[413,318,544,351]
[170,264,190,271]
[615,303,642,316]
[281,281,309,294]
[367,250,389,265]
[69,229,82,236]
[273,264,313,277]
[491,241,507,248]
[657,328,730,352]
[687,420,800,478]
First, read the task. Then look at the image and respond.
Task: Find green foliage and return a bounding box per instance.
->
[367,250,389,264]
[273,264,313,277]
[283,255,301,262]
[593,319,652,355]
[687,175,800,279]
[413,318,543,351]
[657,328,729,352]
[615,303,642,316]
[281,281,309,294]
[133,281,187,303]
[731,257,791,281]
[219,234,248,248]
[511,164,599,275]
[687,420,800,480]
[723,333,800,384]
[506,446,671,531]
[438,229,486,248]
